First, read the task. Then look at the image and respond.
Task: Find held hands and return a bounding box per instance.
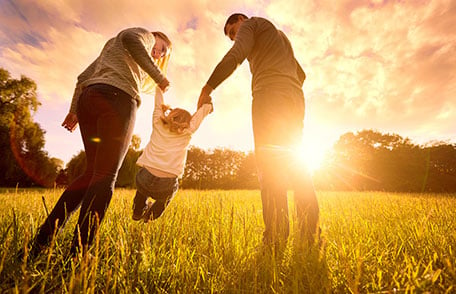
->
[201,96,214,113]
[198,84,213,109]
[158,77,170,92]
[62,112,78,132]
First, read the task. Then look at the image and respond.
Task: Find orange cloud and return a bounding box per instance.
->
[1,0,454,163]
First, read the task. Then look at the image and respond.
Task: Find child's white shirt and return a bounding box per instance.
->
[136,88,212,177]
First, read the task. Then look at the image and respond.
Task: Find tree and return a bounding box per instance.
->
[318,129,439,192]
[321,130,378,190]
[423,143,456,192]
[117,135,142,187]
[66,150,86,184]
[235,151,258,189]
[0,68,58,187]
[182,146,210,189]
[205,149,241,188]
[65,135,142,188]
[182,147,258,189]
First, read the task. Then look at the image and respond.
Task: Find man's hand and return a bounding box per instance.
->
[198,84,213,109]
[62,112,78,132]
[158,77,170,92]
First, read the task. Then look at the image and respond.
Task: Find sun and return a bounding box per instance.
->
[293,139,330,173]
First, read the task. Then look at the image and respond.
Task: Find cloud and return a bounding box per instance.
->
[1,0,455,163]
[263,0,456,141]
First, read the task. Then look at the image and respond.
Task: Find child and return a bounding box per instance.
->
[132,87,213,222]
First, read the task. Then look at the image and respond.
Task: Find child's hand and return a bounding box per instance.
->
[205,96,214,113]
[199,94,212,106]
[198,84,213,108]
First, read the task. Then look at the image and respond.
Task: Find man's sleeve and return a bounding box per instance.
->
[206,21,255,90]
[296,59,306,86]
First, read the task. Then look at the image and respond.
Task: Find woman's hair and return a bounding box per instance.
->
[141,31,172,93]
[224,13,249,35]
[160,105,192,134]
[152,31,172,74]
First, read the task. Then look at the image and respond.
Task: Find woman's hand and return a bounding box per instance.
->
[158,77,170,92]
[62,112,78,132]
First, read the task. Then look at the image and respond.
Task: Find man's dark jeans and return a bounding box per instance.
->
[33,83,137,255]
[252,87,319,245]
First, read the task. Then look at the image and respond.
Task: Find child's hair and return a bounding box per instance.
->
[160,105,192,134]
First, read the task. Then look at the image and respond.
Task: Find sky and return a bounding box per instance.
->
[1,0,455,167]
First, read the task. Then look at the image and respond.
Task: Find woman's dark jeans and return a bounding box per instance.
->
[33,83,137,255]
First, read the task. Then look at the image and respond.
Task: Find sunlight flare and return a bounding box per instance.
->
[294,140,329,173]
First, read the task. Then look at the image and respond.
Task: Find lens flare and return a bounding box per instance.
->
[9,119,51,187]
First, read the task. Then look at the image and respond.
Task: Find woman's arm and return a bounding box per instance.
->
[119,28,166,86]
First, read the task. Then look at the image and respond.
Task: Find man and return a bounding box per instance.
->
[198,13,319,245]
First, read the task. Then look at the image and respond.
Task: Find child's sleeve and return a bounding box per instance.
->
[153,87,164,123]
[188,103,213,133]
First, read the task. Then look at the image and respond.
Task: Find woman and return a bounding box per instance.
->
[30,27,172,257]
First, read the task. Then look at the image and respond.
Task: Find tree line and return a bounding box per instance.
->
[59,142,259,190]
[313,130,456,192]
[2,68,455,192]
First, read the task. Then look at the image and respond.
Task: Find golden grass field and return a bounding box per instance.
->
[1,188,455,293]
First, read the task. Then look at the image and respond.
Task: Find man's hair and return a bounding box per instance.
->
[224,13,249,35]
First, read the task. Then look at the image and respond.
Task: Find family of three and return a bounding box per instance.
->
[28,13,320,258]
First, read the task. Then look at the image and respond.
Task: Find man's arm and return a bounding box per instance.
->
[198,20,255,108]
[296,59,306,86]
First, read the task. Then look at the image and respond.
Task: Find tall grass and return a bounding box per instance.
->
[0,189,455,293]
